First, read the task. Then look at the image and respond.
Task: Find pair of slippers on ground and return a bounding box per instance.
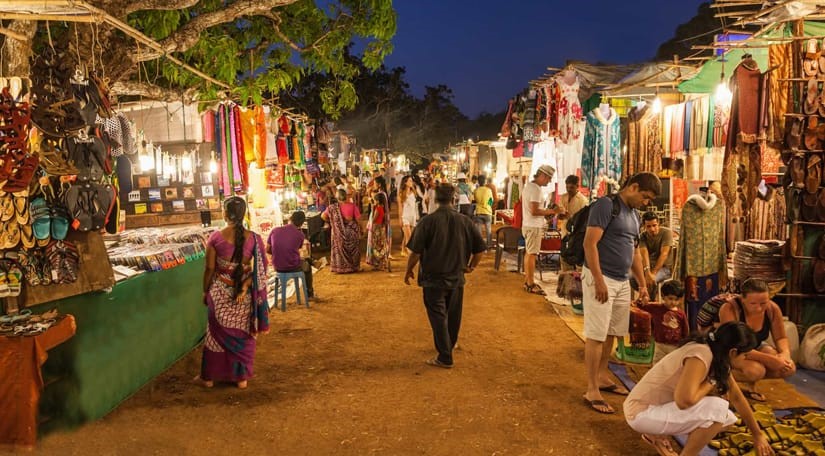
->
[582,383,630,414]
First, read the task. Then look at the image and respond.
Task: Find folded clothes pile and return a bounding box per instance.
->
[733,240,786,283]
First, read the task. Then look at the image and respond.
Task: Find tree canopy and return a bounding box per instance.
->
[0,0,396,118]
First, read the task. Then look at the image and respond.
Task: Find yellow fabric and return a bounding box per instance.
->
[238,108,257,164]
[473,186,493,215]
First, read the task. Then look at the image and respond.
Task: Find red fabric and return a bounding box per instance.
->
[373,205,385,225]
[637,303,690,346]
[232,106,249,189]
[512,141,524,158]
[0,316,76,449]
[512,199,523,228]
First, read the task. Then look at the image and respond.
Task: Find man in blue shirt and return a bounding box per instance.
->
[582,172,661,414]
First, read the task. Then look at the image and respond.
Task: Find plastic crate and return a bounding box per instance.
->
[615,337,655,365]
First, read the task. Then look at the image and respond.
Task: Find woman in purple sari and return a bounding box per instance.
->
[322,188,362,273]
[197,197,269,389]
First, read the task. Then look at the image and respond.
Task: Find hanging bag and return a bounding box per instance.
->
[500,99,514,138]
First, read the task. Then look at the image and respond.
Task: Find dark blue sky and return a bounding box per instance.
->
[383,0,707,118]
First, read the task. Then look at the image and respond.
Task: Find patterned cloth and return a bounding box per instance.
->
[675,194,727,280]
[327,203,361,273]
[557,78,583,144]
[625,104,663,180]
[202,232,269,383]
[365,205,390,271]
[582,107,622,192]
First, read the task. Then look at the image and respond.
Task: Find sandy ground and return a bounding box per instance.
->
[33,220,661,455]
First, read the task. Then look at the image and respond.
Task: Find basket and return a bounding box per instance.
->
[615,337,655,365]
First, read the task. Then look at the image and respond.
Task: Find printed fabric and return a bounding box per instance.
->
[557,78,583,144]
[581,107,622,192]
[675,195,727,279]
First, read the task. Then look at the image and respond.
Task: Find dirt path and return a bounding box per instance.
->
[36,222,651,455]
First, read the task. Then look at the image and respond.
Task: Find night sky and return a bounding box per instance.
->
[383,0,707,118]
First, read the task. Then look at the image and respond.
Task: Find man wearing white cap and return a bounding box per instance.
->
[522,165,563,295]
[455,173,474,217]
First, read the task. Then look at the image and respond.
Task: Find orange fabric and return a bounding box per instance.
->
[254,106,267,168]
[0,316,76,449]
[238,108,257,164]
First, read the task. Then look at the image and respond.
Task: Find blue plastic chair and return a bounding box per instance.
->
[275,271,310,312]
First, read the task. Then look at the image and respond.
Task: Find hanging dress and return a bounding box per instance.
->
[558,77,584,144]
[581,107,622,193]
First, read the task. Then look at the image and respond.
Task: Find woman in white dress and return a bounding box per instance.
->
[398,175,422,256]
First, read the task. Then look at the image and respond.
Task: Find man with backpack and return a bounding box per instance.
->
[581,172,661,414]
[522,165,563,295]
[557,175,588,271]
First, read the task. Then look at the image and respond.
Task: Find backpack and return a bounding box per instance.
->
[560,195,620,266]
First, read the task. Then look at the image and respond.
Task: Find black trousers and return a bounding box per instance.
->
[422,286,464,365]
[278,259,314,297]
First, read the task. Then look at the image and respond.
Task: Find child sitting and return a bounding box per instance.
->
[636,280,689,364]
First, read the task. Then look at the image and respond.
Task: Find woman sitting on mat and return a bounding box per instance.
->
[717,278,796,402]
[624,322,773,456]
[197,197,269,389]
[322,188,362,273]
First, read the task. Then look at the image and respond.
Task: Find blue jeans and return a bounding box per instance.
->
[473,214,492,246]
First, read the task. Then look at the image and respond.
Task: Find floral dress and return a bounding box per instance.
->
[558,77,584,144]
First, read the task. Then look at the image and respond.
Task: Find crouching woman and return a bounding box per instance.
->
[623,322,773,456]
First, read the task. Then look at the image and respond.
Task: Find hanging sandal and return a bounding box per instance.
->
[524,283,546,295]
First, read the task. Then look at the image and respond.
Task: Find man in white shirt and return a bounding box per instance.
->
[522,165,564,295]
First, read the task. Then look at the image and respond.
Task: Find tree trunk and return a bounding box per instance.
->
[0,21,38,77]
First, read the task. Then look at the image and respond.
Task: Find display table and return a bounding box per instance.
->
[31,258,207,435]
[495,209,514,225]
[0,316,76,449]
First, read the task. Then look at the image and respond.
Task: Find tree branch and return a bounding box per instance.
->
[123,0,200,15]
[134,0,300,61]
[111,81,199,103]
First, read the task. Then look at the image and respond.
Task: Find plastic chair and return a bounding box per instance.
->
[275,271,310,312]
[537,229,562,281]
[494,226,525,272]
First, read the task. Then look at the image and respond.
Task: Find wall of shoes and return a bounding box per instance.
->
[0,46,129,312]
[782,35,825,324]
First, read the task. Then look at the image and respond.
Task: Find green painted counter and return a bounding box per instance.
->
[34,258,206,434]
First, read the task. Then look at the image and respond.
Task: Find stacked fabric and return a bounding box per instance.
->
[733,240,785,283]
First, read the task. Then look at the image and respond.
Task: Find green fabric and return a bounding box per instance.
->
[36,259,207,434]
[678,49,769,94]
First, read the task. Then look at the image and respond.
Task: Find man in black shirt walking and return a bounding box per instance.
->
[405,184,486,368]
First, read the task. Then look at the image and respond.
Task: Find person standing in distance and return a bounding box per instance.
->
[522,165,564,295]
[404,184,486,368]
[582,172,661,414]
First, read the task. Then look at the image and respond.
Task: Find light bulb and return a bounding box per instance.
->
[139,153,154,171]
[181,156,193,172]
[715,82,732,105]
[652,97,662,114]
[209,158,218,174]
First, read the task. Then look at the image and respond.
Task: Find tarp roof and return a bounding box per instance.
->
[603,62,701,96]
[678,21,825,93]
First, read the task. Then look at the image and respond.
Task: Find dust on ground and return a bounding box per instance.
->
[35,221,654,455]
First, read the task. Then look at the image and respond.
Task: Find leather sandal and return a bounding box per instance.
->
[791,154,806,188]
[805,79,820,114]
[802,191,819,222]
[806,154,822,194]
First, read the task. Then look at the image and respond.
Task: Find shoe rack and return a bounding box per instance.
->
[776,22,825,326]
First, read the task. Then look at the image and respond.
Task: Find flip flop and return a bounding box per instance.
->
[425,357,453,369]
[599,384,630,396]
[583,396,614,414]
[641,434,678,456]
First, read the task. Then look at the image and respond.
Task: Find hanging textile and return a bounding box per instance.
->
[295,122,307,169]
[254,106,267,168]
[265,115,279,167]
[276,115,289,164]
[218,105,231,196]
[529,139,558,185]
[624,103,663,180]
[545,83,561,137]
[239,107,257,164]
[674,193,727,282]
[202,110,215,143]
[581,107,621,192]
[768,43,791,145]
[523,89,540,142]
[747,186,785,241]
[683,100,693,154]
[669,103,685,155]
[557,76,584,144]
